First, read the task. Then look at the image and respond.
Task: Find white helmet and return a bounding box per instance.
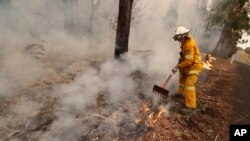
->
[173,26,190,41]
[175,26,190,35]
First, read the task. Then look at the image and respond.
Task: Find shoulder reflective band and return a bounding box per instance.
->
[185,55,193,59]
[185,86,195,90]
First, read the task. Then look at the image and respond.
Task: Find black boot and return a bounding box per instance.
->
[170,94,183,100]
[180,107,196,115]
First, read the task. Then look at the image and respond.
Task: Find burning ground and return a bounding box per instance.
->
[0,0,249,141]
[140,58,250,141]
[1,48,248,141]
[0,47,174,141]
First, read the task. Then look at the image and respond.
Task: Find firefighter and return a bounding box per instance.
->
[171,26,203,114]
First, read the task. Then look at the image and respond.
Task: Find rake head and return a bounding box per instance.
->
[153,85,169,98]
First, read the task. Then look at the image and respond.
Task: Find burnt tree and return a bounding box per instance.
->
[115,0,134,58]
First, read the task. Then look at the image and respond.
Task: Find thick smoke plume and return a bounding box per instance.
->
[0,0,219,140]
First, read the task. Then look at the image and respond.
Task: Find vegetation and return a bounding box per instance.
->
[239,50,250,63]
[245,47,250,54]
[210,0,250,58]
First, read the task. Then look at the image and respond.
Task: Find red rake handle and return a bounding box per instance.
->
[161,74,172,88]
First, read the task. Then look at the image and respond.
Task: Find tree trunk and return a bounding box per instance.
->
[115,0,134,58]
[212,24,231,58]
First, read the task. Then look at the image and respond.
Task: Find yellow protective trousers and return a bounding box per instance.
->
[178,74,198,108]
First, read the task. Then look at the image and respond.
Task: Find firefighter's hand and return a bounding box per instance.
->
[172,66,178,74]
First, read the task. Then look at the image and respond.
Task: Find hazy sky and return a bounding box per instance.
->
[238,33,250,49]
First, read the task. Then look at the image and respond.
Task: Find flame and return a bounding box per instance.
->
[135,118,142,124]
[136,103,167,127]
[146,106,166,127]
[135,102,150,125]
[203,53,216,70]
[203,62,213,70]
[139,102,150,112]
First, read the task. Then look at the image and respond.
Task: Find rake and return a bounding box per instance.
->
[153,74,173,98]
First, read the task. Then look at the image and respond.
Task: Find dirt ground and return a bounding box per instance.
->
[140,58,250,141]
[231,61,250,124]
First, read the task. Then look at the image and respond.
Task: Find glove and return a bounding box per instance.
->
[172,66,179,74]
[179,52,183,57]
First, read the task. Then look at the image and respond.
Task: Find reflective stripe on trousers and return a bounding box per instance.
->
[185,86,195,91]
[184,74,198,108]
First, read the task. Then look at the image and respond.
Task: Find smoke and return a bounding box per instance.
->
[0,98,42,138]
[0,0,221,140]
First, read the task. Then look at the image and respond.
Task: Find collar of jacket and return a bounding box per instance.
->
[181,36,191,48]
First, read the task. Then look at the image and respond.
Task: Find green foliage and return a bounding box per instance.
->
[210,0,250,57]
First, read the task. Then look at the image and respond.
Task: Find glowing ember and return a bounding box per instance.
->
[139,102,150,112]
[111,111,119,119]
[135,118,142,124]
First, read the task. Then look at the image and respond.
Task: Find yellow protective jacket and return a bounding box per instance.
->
[177,35,203,75]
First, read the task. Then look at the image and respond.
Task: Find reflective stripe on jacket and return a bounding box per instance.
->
[177,34,203,74]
